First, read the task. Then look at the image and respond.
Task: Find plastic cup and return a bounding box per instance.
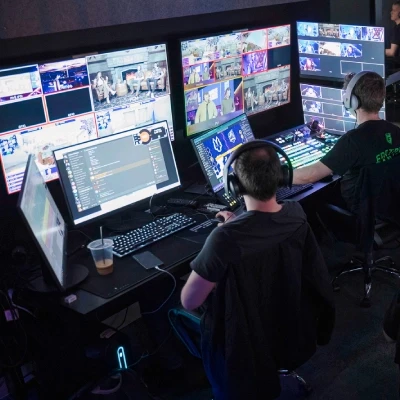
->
[87,239,114,275]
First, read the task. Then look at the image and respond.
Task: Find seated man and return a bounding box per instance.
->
[181,144,335,400]
[386,1,400,57]
[293,71,400,213]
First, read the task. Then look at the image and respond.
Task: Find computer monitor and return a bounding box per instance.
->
[191,114,255,194]
[297,22,385,81]
[17,155,88,291]
[54,120,180,225]
[181,24,291,137]
[0,43,175,195]
[301,83,386,134]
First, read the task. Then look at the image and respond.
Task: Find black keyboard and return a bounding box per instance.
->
[112,213,196,258]
[276,183,313,201]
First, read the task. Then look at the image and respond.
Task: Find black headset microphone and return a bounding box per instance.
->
[222,139,294,201]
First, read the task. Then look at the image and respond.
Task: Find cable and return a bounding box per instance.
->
[116,307,129,330]
[141,267,176,315]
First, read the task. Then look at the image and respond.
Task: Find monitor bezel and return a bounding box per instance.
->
[0,40,176,197]
[17,154,68,292]
[180,23,292,138]
[54,120,181,226]
[190,113,254,194]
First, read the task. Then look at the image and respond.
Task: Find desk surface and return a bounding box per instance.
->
[57,175,340,318]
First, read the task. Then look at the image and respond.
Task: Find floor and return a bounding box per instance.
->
[158,238,400,400]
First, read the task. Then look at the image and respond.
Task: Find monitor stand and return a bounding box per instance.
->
[28,263,89,293]
[184,182,211,195]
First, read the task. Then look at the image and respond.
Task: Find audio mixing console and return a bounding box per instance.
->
[270,124,340,169]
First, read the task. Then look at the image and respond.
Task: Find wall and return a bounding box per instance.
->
[330,0,373,25]
[0,0,303,39]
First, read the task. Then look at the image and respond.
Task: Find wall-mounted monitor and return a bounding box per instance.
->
[0,44,175,195]
[181,24,291,137]
[297,22,385,81]
[301,83,386,134]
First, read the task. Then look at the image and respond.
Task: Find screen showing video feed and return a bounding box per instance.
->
[301,83,386,134]
[181,24,291,136]
[297,22,385,80]
[0,44,175,194]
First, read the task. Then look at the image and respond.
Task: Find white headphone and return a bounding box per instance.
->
[342,71,370,117]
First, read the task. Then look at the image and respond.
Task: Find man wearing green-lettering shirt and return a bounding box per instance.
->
[293,71,400,211]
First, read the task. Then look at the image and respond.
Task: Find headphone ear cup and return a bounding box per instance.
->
[349,93,360,116]
[280,164,290,187]
[227,172,244,198]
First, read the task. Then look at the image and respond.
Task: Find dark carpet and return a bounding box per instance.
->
[159,238,400,400]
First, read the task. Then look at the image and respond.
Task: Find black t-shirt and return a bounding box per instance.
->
[191,201,307,283]
[320,120,400,211]
[191,202,310,400]
[391,23,400,49]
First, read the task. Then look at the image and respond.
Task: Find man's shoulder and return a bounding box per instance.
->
[348,120,400,136]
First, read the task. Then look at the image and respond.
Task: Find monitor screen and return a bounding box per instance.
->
[0,44,175,195]
[17,155,67,291]
[54,120,180,225]
[191,114,255,193]
[300,83,386,134]
[297,22,385,80]
[181,24,291,137]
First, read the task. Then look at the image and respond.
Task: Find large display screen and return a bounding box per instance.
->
[301,83,386,134]
[54,120,180,225]
[181,25,291,137]
[297,22,385,80]
[191,114,255,193]
[18,155,67,291]
[0,44,174,195]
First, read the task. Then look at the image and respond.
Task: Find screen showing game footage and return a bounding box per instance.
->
[301,83,386,134]
[0,44,174,195]
[297,22,385,80]
[181,24,291,137]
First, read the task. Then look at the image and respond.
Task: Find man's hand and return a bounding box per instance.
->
[216,211,236,226]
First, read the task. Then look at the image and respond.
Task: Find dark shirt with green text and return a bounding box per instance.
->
[320,120,400,210]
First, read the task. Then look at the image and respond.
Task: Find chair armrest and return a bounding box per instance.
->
[168,307,203,359]
[325,203,354,217]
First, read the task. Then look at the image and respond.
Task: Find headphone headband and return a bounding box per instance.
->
[223,139,293,199]
[343,71,370,115]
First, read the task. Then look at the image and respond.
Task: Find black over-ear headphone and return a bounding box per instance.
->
[223,139,293,200]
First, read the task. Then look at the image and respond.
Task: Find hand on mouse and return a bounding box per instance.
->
[216,211,236,226]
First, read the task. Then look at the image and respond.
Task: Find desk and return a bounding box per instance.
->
[56,175,341,321]
[59,213,215,319]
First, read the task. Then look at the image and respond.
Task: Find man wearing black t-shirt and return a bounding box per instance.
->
[293,71,400,212]
[386,1,400,57]
[181,146,334,400]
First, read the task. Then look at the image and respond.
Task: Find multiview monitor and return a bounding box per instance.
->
[191,114,255,194]
[181,24,291,136]
[297,22,385,81]
[54,120,180,225]
[301,83,386,134]
[0,43,175,195]
[17,155,88,291]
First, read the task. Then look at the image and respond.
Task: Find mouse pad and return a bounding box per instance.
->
[174,219,217,244]
[76,235,203,299]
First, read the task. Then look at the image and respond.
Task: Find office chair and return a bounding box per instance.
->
[330,157,400,307]
[168,308,312,395]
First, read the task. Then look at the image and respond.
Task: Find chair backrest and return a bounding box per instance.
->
[354,156,400,252]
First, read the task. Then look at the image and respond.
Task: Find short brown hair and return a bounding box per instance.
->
[235,146,281,201]
[343,71,385,113]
